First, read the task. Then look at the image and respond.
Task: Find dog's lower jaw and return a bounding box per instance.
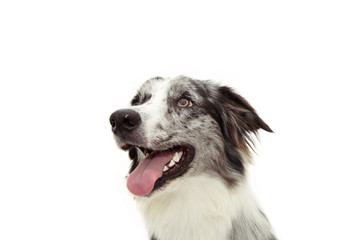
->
[135,174,276,240]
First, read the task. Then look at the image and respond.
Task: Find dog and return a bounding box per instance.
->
[110,76,276,240]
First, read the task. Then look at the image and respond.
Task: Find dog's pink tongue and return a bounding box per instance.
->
[127,151,175,196]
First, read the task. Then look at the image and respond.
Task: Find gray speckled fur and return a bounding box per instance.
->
[127,77,238,176]
[112,76,276,240]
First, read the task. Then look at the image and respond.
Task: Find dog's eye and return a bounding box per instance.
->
[177,98,192,108]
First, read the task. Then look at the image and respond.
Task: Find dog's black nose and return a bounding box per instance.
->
[110,109,142,134]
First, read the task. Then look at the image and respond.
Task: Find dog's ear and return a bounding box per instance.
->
[216,86,273,153]
[219,86,272,133]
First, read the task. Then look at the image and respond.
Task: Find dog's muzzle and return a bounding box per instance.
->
[109,109,141,136]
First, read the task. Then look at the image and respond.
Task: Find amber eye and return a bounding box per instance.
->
[177,98,192,108]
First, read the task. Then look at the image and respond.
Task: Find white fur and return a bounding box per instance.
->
[133,79,170,149]
[136,174,271,240]
[113,76,276,239]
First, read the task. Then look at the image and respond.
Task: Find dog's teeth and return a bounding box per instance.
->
[168,160,175,167]
[173,152,180,163]
[163,166,169,172]
[173,152,182,163]
[145,153,150,157]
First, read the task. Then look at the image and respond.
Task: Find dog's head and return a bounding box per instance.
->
[110,76,272,197]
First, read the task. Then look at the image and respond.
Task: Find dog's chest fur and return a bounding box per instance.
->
[136,175,275,240]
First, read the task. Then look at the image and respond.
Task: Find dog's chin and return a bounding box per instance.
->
[122,143,195,197]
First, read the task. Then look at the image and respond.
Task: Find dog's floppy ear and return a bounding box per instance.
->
[219,86,272,132]
[217,86,273,153]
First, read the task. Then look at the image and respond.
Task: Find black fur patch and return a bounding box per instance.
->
[200,84,272,176]
[131,93,140,106]
[131,93,152,106]
[128,146,139,174]
[218,86,273,133]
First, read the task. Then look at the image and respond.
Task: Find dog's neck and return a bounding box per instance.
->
[136,174,275,240]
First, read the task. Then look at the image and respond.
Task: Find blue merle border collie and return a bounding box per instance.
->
[110,76,276,240]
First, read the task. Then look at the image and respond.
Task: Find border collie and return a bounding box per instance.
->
[110,76,276,240]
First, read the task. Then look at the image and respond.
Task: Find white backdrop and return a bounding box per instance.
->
[1,0,359,239]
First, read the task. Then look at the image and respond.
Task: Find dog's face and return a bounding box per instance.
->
[110,76,272,197]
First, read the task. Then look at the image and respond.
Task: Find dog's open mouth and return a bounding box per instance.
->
[122,144,195,196]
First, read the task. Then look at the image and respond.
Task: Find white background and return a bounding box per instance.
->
[1,0,359,239]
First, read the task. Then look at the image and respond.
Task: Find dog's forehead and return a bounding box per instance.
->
[138,76,202,98]
[137,76,167,94]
